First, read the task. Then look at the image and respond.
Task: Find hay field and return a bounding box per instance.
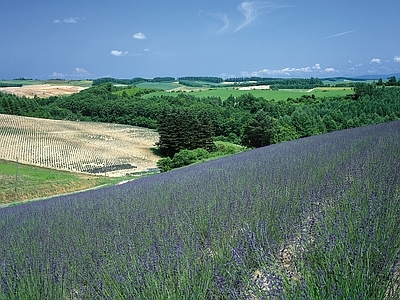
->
[0,114,160,176]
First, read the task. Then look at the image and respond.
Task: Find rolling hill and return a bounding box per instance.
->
[0,121,399,299]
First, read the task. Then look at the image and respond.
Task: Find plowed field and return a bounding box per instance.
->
[0,114,160,176]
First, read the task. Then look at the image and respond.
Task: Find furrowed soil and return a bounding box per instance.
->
[0,114,160,204]
[0,114,160,177]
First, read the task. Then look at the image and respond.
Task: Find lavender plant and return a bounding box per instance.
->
[0,121,399,299]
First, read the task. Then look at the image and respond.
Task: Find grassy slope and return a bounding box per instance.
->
[0,121,398,298]
[0,159,124,206]
[0,141,245,205]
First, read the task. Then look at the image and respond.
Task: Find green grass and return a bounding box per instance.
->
[142,86,354,101]
[0,79,45,86]
[0,159,126,206]
[137,82,181,90]
[113,86,143,96]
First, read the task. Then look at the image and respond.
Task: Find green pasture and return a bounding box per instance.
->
[0,159,122,206]
[137,82,182,90]
[0,79,45,86]
[142,86,354,101]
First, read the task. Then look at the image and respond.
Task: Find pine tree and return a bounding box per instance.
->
[241,110,277,148]
[157,108,215,157]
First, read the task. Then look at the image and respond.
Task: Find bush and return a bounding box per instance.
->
[156,157,173,172]
[157,148,210,172]
[172,148,209,168]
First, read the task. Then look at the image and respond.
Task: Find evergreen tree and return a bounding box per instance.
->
[195,111,216,151]
[157,108,215,157]
[241,110,277,148]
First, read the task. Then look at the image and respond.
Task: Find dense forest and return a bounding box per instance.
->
[1,81,400,169]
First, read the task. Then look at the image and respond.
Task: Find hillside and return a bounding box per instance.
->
[1,121,399,299]
[0,114,160,176]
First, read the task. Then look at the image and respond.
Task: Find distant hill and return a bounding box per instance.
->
[354,73,400,80]
[322,73,400,82]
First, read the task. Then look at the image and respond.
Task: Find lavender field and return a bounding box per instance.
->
[1,121,399,299]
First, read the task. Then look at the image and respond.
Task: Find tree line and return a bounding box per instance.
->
[92,77,176,86]
[0,83,23,87]
[92,76,326,89]
[1,82,400,170]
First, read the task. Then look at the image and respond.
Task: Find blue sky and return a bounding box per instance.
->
[1,0,399,79]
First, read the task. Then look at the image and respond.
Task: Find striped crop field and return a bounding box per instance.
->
[0,114,160,176]
[0,121,399,299]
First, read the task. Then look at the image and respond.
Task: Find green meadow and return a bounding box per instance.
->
[0,159,121,206]
[140,85,354,101]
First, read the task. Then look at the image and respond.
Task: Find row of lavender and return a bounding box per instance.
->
[1,121,399,299]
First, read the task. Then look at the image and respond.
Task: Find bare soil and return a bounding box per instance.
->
[0,84,86,98]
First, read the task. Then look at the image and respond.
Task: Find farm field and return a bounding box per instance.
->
[0,84,87,98]
[0,121,399,299]
[141,85,354,101]
[136,81,182,90]
[0,159,121,205]
[0,114,160,177]
[0,79,354,100]
[0,80,92,98]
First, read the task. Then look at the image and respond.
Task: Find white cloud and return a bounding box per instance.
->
[242,63,338,77]
[394,56,400,63]
[356,63,363,67]
[52,72,65,78]
[235,2,258,32]
[313,63,321,70]
[243,65,315,77]
[216,13,230,33]
[50,68,89,78]
[53,17,79,24]
[324,29,357,39]
[370,58,381,64]
[144,48,150,52]
[202,2,289,34]
[73,68,89,76]
[198,11,230,34]
[64,17,79,23]
[133,32,147,39]
[234,2,290,32]
[325,68,336,72]
[111,50,128,57]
